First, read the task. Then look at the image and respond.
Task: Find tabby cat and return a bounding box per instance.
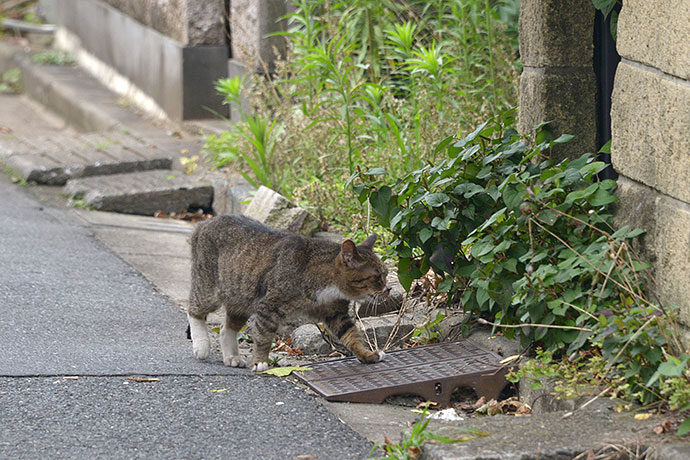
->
[187,215,389,371]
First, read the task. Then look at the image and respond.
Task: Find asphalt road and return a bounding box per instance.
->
[0,174,371,459]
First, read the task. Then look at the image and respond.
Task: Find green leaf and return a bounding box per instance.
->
[588,188,617,206]
[678,417,690,436]
[454,121,488,149]
[370,186,392,224]
[397,258,413,291]
[553,134,574,144]
[419,228,433,243]
[261,366,312,377]
[434,135,456,154]
[503,185,523,209]
[363,167,388,176]
[425,192,450,207]
[476,288,490,308]
[471,239,494,258]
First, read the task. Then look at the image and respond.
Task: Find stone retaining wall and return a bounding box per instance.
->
[611,0,690,322]
[102,0,224,46]
[517,0,596,163]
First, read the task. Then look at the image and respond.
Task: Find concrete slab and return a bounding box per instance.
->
[64,170,213,215]
[0,132,173,185]
[71,209,194,304]
[321,400,419,445]
[421,403,661,460]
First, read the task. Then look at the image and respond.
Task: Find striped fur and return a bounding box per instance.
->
[188,215,389,370]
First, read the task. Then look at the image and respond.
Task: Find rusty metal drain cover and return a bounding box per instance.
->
[295,340,509,407]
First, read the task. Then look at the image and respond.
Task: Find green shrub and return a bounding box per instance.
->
[351,110,687,405]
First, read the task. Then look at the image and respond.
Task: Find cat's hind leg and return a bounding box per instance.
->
[187,312,211,360]
[221,313,248,368]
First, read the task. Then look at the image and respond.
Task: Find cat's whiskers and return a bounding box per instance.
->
[355,301,376,352]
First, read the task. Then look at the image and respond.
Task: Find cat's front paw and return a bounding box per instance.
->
[251,361,269,372]
[358,350,385,364]
[223,355,246,368]
[192,340,210,360]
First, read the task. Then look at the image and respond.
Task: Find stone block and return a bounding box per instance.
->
[611,61,690,203]
[244,185,320,237]
[96,0,224,46]
[518,67,597,163]
[291,324,333,355]
[211,175,255,215]
[613,178,690,325]
[617,0,690,80]
[230,0,290,72]
[519,0,594,68]
[65,170,214,216]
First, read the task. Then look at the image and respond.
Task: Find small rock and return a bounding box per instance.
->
[211,175,255,215]
[244,186,320,237]
[291,324,333,355]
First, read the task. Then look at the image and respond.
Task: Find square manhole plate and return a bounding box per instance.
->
[295,340,509,406]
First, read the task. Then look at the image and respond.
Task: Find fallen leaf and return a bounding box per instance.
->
[407,446,422,459]
[500,354,521,365]
[383,435,395,446]
[260,366,312,377]
[472,396,487,410]
[128,378,159,383]
[653,420,671,435]
[0,126,12,134]
[417,400,441,410]
[634,413,653,421]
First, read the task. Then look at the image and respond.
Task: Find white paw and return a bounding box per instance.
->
[376,351,385,362]
[251,361,269,372]
[193,340,210,360]
[223,355,246,368]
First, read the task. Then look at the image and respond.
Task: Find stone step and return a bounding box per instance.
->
[64,170,213,216]
[0,132,173,185]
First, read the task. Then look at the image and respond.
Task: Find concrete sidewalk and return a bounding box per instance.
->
[1,38,688,459]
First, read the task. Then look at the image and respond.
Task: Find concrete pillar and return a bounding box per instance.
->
[230,0,291,73]
[518,0,597,163]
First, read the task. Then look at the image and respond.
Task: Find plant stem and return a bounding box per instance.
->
[485,0,498,110]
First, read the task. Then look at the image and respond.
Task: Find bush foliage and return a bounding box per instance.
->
[351,110,688,407]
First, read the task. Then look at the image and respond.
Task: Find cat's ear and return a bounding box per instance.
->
[360,234,377,250]
[341,240,361,266]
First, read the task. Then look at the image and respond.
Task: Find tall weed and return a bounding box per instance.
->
[206,0,520,235]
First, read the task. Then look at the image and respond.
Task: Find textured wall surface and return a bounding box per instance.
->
[230,0,290,71]
[103,0,224,45]
[611,0,690,320]
[518,0,596,163]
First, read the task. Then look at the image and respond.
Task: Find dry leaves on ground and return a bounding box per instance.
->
[474,396,531,416]
[273,337,303,356]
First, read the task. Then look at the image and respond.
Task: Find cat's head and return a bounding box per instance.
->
[335,234,390,301]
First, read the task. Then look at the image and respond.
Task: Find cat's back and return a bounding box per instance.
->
[192,214,285,251]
